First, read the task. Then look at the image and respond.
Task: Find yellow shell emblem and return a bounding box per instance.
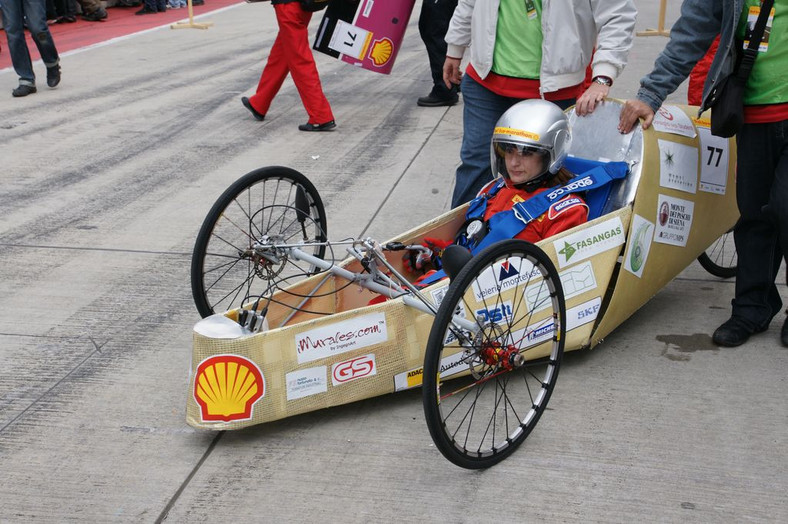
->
[369,38,393,67]
[194,355,264,422]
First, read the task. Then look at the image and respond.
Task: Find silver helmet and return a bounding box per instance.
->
[490,99,572,188]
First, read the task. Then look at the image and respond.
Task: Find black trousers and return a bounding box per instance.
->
[732,119,788,330]
[418,0,458,99]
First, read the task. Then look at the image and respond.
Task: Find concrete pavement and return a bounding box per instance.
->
[1,1,786,522]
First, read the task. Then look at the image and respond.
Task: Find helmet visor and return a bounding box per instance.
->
[492,139,550,183]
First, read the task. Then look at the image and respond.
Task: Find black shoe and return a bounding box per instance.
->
[417,92,459,107]
[712,317,764,347]
[192,0,204,5]
[46,64,61,88]
[781,314,788,347]
[82,7,107,21]
[241,97,265,121]
[55,15,77,23]
[115,0,142,6]
[135,6,157,14]
[298,120,336,132]
[12,84,37,97]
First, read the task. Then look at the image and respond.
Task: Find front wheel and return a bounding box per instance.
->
[422,240,565,469]
[191,166,328,318]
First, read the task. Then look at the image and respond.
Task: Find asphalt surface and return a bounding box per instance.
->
[1,1,786,522]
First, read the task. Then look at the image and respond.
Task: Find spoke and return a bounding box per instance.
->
[203,256,247,294]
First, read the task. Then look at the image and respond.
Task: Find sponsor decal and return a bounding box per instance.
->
[654,194,694,247]
[393,353,467,392]
[475,301,513,324]
[512,194,525,204]
[566,297,602,331]
[368,38,394,67]
[652,105,697,138]
[286,366,327,401]
[332,354,377,386]
[510,317,556,351]
[472,257,540,301]
[194,354,265,423]
[546,175,595,201]
[430,286,468,345]
[624,215,655,278]
[494,126,540,141]
[524,260,598,313]
[548,196,585,220]
[295,313,387,364]
[658,201,670,226]
[394,367,424,391]
[553,216,626,268]
[658,139,698,194]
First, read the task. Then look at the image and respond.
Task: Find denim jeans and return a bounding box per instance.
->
[1,0,60,86]
[731,119,788,330]
[450,74,574,208]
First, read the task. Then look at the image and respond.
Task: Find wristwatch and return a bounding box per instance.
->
[593,76,613,87]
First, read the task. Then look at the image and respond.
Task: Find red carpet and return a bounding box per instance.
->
[0,0,243,71]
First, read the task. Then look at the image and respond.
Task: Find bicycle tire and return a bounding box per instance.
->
[191,166,327,318]
[422,240,565,469]
[698,226,737,279]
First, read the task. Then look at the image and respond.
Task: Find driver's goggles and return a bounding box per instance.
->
[496,143,547,157]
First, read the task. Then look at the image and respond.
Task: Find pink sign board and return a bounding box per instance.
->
[314,0,417,75]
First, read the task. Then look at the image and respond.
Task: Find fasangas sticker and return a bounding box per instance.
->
[553,216,625,268]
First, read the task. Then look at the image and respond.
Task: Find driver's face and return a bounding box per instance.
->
[505,148,546,184]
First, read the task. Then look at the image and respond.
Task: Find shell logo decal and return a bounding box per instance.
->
[194,355,265,422]
[368,38,393,67]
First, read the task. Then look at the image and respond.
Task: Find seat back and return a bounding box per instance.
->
[566,101,644,218]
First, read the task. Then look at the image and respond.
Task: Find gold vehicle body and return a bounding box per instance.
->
[187,102,738,431]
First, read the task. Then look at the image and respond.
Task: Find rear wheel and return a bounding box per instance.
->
[191,166,327,318]
[698,225,737,279]
[422,240,565,469]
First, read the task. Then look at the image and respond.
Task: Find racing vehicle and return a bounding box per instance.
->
[185,100,738,469]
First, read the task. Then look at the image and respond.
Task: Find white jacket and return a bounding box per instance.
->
[445,0,637,94]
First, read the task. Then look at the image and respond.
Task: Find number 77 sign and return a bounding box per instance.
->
[313,0,417,75]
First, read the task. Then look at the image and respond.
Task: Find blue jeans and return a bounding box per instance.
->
[451,74,574,208]
[1,0,60,86]
[731,119,788,330]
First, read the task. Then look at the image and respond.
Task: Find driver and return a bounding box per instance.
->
[405,99,588,276]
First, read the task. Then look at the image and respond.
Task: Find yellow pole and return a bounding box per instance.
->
[637,0,670,37]
[171,0,214,30]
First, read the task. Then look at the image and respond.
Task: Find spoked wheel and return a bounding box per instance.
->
[698,223,737,279]
[191,166,328,318]
[422,240,565,469]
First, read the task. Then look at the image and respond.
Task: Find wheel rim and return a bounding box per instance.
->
[702,229,737,276]
[425,242,564,468]
[196,172,327,316]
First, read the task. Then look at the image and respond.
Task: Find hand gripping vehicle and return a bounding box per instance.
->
[186,101,738,469]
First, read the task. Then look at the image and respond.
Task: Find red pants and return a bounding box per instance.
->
[249,2,334,124]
